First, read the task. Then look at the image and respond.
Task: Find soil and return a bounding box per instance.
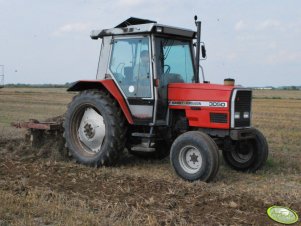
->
[0,136,300,225]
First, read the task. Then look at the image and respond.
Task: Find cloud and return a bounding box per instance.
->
[288,21,301,33]
[116,0,144,7]
[235,20,246,31]
[257,19,282,31]
[225,52,239,61]
[235,19,300,34]
[52,22,91,36]
[266,50,301,64]
[267,42,277,49]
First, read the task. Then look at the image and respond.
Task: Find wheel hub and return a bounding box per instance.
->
[78,108,105,153]
[190,152,199,164]
[179,146,202,174]
[84,123,95,139]
[231,141,254,163]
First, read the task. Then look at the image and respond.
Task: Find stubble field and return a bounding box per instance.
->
[0,88,300,225]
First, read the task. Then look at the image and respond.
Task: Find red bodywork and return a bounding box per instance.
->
[168,83,234,129]
[69,80,235,129]
[68,79,134,124]
[101,80,134,124]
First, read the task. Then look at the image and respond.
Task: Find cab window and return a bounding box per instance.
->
[109,37,152,98]
[155,38,195,85]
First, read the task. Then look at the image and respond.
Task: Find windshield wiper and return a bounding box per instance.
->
[160,39,174,60]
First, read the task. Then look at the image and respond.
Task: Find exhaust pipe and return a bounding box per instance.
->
[195,16,202,83]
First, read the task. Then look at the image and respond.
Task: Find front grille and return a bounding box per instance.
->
[234,90,252,127]
[210,113,227,123]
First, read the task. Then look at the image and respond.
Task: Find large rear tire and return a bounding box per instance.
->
[170,131,219,182]
[63,90,127,167]
[222,128,268,172]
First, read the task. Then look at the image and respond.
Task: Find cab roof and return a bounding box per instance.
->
[90,17,196,40]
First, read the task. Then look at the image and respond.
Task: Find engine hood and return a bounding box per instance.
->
[168,83,236,103]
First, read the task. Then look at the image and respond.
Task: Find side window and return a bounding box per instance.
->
[156,38,195,85]
[109,37,151,98]
[164,43,194,83]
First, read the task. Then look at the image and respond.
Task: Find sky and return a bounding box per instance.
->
[0,0,300,86]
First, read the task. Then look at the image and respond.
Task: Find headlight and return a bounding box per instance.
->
[156,26,163,32]
[243,112,250,119]
[234,112,240,119]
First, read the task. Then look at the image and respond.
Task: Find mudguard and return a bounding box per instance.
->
[68,79,134,124]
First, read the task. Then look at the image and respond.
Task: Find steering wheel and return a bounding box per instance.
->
[164,65,171,74]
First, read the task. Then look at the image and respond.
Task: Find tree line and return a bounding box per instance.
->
[4,83,72,88]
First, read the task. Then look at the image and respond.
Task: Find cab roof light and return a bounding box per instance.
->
[156,26,163,32]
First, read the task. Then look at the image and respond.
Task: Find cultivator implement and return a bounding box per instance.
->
[11,117,64,149]
[12,120,62,131]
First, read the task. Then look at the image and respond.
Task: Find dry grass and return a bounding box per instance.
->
[252,97,301,173]
[0,88,300,225]
[253,89,301,99]
[0,88,72,125]
[0,88,73,139]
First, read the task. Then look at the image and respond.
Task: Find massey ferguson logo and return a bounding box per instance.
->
[209,102,227,107]
[169,101,227,108]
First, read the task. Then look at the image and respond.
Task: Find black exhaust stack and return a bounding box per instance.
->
[194,15,202,83]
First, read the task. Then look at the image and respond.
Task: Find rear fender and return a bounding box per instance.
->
[68,80,133,124]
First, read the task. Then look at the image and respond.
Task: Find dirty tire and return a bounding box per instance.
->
[222,128,268,172]
[170,131,219,182]
[63,90,127,167]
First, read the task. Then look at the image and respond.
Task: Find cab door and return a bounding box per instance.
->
[154,37,196,121]
[108,36,154,125]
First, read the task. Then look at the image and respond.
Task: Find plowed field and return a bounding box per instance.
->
[0,88,300,225]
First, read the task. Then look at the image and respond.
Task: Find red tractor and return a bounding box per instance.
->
[63,17,268,182]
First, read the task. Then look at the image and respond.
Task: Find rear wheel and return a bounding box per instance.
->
[170,131,219,182]
[63,90,127,167]
[222,128,268,172]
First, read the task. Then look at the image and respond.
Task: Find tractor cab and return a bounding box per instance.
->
[90,17,199,125]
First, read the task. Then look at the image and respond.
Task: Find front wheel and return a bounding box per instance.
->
[222,128,268,172]
[170,131,220,182]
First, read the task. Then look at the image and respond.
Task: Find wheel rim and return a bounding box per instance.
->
[77,107,105,154]
[179,145,202,174]
[231,141,254,164]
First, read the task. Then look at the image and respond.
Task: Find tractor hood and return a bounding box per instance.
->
[168,83,235,104]
[168,83,252,129]
[168,83,238,129]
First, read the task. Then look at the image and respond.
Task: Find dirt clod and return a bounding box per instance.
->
[229,201,239,208]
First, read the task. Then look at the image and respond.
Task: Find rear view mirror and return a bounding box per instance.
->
[201,44,207,59]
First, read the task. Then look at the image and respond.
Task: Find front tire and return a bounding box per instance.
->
[222,128,268,172]
[63,90,127,167]
[170,131,220,182]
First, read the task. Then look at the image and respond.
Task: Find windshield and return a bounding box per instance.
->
[155,38,195,84]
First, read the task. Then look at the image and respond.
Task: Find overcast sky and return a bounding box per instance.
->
[0,0,300,86]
